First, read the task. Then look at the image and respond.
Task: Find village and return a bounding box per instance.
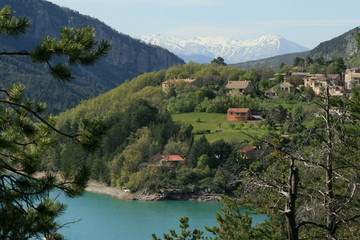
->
[154,67,360,168]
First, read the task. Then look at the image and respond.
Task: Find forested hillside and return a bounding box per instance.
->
[50,62,320,194]
[0,0,184,113]
[53,63,249,188]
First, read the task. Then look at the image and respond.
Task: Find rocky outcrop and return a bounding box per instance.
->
[310,27,360,60]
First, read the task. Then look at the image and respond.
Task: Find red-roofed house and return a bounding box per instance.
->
[238,146,257,159]
[160,155,186,167]
[227,108,252,122]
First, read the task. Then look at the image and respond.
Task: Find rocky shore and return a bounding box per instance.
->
[32,172,221,201]
[86,181,221,202]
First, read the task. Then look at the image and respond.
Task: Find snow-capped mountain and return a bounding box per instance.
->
[134,34,309,64]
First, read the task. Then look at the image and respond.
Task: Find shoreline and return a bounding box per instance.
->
[85,181,221,202]
[30,172,221,201]
[85,181,162,201]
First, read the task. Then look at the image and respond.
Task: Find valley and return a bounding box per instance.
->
[1,0,360,239]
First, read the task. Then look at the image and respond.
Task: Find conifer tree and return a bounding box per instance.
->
[0,5,110,240]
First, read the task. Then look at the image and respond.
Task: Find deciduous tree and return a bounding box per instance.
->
[241,80,360,239]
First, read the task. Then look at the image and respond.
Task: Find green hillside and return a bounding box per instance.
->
[230,51,309,70]
[50,62,321,192]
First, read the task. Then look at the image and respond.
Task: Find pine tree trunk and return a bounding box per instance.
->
[324,81,336,239]
[284,159,299,240]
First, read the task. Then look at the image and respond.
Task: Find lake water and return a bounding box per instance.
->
[56,192,265,240]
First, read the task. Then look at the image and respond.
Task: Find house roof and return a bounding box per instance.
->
[227,108,251,113]
[291,72,311,77]
[304,74,340,81]
[345,69,360,77]
[346,68,360,73]
[280,81,294,88]
[238,146,257,153]
[225,81,253,90]
[161,155,184,161]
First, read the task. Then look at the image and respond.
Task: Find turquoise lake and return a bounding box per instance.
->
[56,192,265,240]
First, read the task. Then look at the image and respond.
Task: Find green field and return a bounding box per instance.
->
[172,112,269,143]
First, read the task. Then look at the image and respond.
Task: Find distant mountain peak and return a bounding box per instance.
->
[134,34,309,64]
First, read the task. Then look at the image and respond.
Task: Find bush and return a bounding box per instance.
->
[176,167,214,187]
[126,167,175,192]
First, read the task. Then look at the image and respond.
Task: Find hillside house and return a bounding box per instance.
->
[238,146,258,159]
[279,81,295,93]
[162,79,197,91]
[225,80,254,93]
[160,155,186,167]
[344,68,360,90]
[265,82,294,98]
[227,108,252,122]
[265,87,277,98]
[304,74,340,95]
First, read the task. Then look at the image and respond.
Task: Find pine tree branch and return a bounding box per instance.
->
[0,99,78,139]
[296,220,328,231]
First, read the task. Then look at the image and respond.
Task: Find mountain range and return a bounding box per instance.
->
[134,34,309,64]
[231,26,360,69]
[0,0,184,113]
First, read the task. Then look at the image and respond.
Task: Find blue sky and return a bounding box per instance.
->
[47,0,360,49]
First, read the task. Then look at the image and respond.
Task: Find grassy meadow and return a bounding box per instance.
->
[172,112,270,143]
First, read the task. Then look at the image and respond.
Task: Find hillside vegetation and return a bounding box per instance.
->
[49,62,322,195]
